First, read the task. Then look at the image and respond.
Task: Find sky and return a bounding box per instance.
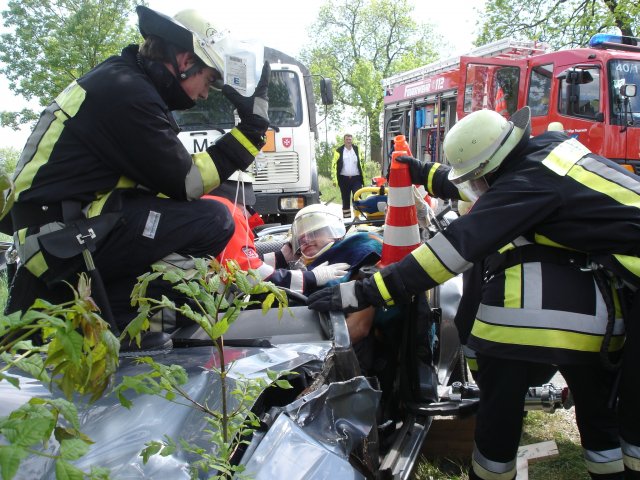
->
[0,0,486,150]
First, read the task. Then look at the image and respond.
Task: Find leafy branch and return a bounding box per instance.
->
[117,257,293,478]
[0,273,120,480]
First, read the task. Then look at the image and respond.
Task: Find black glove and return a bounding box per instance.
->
[307,279,386,313]
[396,155,435,186]
[222,61,270,139]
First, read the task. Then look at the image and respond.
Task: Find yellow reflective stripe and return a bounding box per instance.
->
[25,251,48,278]
[87,177,136,217]
[585,459,624,475]
[542,138,591,175]
[14,109,67,198]
[533,233,570,249]
[472,459,516,480]
[568,163,640,207]
[373,271,395,306]
[624,453,640,472]
[192,151,220,192]
[504,265,522,308]
[55,81,86,117]
[426,162,440,193]
[231,128,259,156]
[17,228,27,244]
[498,242,515,254]
[471,319,624,352]
[614,254,640,278]
[466,358,478,372]
[411,243,456,284]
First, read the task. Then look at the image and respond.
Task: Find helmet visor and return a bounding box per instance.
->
[291,212,346,255]
[456,177,490,203]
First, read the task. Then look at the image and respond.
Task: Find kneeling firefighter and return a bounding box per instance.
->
[309,106,640,479]
[1,6,271,334]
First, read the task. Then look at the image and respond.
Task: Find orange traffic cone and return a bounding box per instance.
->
[378,147,421,267]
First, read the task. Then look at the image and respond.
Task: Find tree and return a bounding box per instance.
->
[0,0,142,128]
[476,0,640,50]
[302,0,440,165]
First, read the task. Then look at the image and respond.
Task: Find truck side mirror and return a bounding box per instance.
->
[320,78,334,105]
[621,84,637,98]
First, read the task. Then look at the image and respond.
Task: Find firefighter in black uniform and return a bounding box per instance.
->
[309,106,640,479]
[3,6,271,330]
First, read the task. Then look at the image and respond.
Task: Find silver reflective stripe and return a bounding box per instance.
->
[263,251,276,268]
[477,303,624,335]
[382,224,421,247]
[522,262,542,309]
[157,252,196,270]
[256,263,275,280]
[16,222,65,264]
[579,156,640,196]
[185,163,205,200]
[621,438,640,472]
[340,281,359,309]
[429,232,472,273]
[462,344,477,359]
[13,103,58,179]
[584,447,624,475]
[290,270,304,293]
[512,236,532,247]
[472,444,517,480]
[584,447,623,463]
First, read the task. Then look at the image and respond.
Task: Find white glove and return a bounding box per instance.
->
[312,261,350,286]
[412,185,433,229]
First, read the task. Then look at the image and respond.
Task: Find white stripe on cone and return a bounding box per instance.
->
[383,224,421,247]
[387,186,414,207]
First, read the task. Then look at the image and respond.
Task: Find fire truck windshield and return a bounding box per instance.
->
[609,60,640,124]
[172,69,304,131]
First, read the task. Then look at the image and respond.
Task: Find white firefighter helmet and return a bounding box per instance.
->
[445,106,531,184]
[291,204,346,257]
[547,121,565,132]
[137,6,225,88]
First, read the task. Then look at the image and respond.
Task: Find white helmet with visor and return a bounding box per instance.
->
[291,204,346,261]
[137,6,225,89]
[444,106,531,202]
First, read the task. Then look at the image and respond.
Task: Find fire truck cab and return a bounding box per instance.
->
[382,34,640,173]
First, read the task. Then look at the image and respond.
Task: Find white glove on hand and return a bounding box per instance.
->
[412,185,433,229]
[312,261,350,286]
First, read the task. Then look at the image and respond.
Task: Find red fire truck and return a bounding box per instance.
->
[382,34,640,172]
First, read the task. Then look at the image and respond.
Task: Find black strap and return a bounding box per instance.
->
[485,244,590,277]
[10,202,65,231]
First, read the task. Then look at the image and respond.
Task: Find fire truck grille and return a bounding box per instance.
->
[253,152,300,184]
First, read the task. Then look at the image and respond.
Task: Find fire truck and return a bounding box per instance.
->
[382,34,640,172]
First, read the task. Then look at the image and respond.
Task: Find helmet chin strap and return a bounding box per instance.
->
[167,44,200,81]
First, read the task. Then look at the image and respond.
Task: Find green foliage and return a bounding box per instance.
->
[0,274,119,479]
[476,0,639,49]
[302,0,441,163]
[0,0,143,128]
[118,258,293,478]
[0,147,20,174]
[315,141,334,178]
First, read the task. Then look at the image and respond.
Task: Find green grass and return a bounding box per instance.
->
[414,410,586,480]
[318,174,340,205]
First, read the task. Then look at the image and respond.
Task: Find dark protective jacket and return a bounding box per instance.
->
[10,45,261,279]
[331,144,364,185]
[368,131,640,364]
